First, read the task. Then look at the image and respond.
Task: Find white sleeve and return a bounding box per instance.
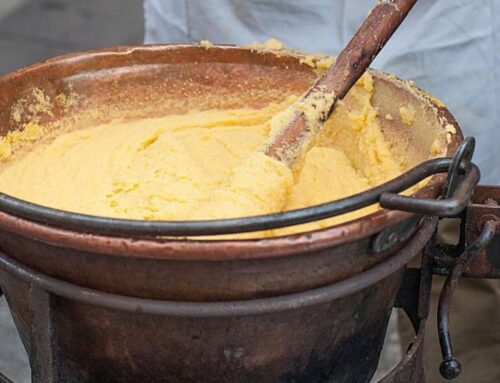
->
[143,0,499,184]
[143,0,370,54]
[374,0,499,184]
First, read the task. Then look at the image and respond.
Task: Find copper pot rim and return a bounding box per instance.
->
[0,217,438,315]
[0,44,462,261]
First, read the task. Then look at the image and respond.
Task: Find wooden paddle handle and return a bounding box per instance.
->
[265,0,417,163]
[312,0,417,97]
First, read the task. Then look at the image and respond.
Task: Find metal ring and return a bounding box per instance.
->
[0,218,437,317]
[0,159,450,237]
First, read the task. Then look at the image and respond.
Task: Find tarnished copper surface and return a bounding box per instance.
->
[464,186,500,278]
[0,217,438,383]
[0,45,461,302]
[0,45,462,382]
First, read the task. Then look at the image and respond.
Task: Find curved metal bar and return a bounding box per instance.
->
[380,164,480,217]
[443,137,475,199]
[0,217,437,317]
[0,158,450,237]
[380,138,479,218]
[437,220,498,379]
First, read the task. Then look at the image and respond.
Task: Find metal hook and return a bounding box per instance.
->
[437,219,498,379]
[444,137,475,199]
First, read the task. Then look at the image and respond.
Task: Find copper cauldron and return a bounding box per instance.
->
[0,45,471,382]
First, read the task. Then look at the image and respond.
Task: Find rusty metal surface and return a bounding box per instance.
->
[0,218,438,317]
[433,186,500,278]
[415,184,500,380]
[0,218,437,383]
[436,219,498,379]
[0,44,464,382]
[1,278,434,383]
[463,186,500,278]
[0,46,461,337]
[1,265,403,383]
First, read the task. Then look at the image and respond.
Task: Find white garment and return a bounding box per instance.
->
[144,0,500,184]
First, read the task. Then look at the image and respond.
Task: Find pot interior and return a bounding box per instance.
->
[0,45,460,237]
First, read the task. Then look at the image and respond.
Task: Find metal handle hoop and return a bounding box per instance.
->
[0,139,479,237]
[380,138,479,217]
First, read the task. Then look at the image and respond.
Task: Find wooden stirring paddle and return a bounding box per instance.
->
[263,0,417,165]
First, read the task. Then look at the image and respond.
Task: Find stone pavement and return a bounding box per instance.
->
[0,1,400,381]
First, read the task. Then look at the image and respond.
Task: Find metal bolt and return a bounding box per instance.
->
[476,215,500,233]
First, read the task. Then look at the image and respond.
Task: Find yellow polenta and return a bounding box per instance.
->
[0,73,405,236]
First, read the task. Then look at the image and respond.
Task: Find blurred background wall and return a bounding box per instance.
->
[0,0,143,75]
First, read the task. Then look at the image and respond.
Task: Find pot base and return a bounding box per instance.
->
[0,218,437,383]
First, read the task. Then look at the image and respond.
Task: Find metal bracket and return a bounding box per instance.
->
[372,215,422,253]
[433,186,500,278]
[436,219,498,379]
[463,186,500,278]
